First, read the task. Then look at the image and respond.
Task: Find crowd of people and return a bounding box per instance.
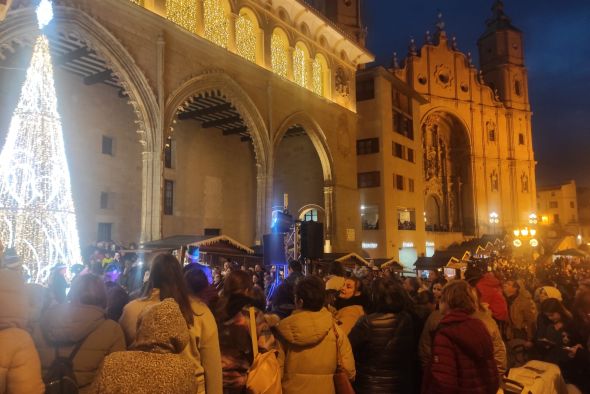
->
[1,245,590,394]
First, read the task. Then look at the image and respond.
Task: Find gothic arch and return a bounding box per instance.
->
[273,111,334,183]
[164,71,271,172]
[0,4,162,241]
[273,111,335,240]
[164,71,271,241]
[420,107,472,152]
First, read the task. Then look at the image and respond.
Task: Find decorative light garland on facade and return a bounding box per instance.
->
[235,13,256,62]
[204,0,229,48]
[166,0,197,34]
[312,57,323,95]
[271,31,288,78]
[129,0,143,5]
[293,46,307,88]
[0,16,81,283]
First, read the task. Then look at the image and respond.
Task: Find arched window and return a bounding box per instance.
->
[271,28,289,78]
[166,0,197,33]
[203,0,230,48]
[312,53,329,96]
[293,42,309,88]
[301,209,318,222]
[235,9,257,63]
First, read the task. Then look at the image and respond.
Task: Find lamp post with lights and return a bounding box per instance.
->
[513,226,539,260]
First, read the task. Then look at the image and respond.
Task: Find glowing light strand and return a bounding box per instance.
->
[293,46,307,87]
[165,0,197,34]
[312,57,323,95]
[204,0,229,48]
[235,14,256,62]
[271,32,288,78]
[0,35,82,283]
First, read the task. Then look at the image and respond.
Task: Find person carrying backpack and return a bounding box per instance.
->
[33,274,125,392]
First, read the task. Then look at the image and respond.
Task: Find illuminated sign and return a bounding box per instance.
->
[362,242,378,249]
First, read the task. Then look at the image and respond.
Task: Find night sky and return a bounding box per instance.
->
[362,0,590,187]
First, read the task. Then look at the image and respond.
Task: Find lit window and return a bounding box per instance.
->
[361,205,379,230]
[312,58,323,95]
[204,0,229,48]
[271,30,289,78]
[235,13,256,62]
[166,0,197,33]
[303,209,318,222]
[293,44,308,87]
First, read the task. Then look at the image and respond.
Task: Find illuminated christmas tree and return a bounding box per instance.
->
[0,0,81,282]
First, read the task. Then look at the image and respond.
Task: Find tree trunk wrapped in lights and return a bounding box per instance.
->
[0,6,81,283]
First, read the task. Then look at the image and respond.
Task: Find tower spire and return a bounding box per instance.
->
[434,10,448,43]
[484,0,519,33]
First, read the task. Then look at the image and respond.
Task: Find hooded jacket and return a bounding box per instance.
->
[348,311,416,394]
[276,308,355,394]
[335,295,366,335]
[0,269,44,394]
[32,302,125,391]
[476,273,508,322]
[422,310,499,394]
[506,289,537,341]
[90,299,198,394]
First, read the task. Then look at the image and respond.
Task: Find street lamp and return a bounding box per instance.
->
[512,226,538,260]
[528,213,538,225]
[489,212,499,234]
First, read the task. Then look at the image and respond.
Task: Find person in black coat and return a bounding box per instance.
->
[348,278,417,394]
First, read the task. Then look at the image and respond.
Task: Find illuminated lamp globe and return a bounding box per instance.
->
[529,238,539,247]
[521,228,529,237]
[530,228,537,237]
[513,229,520,237]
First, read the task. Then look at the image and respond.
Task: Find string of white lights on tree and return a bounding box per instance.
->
[0,0,82,282]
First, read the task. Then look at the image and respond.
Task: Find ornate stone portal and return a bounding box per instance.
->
[422,112,474,234]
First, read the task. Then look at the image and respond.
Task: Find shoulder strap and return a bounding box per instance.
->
[67,330,93,362]
[249,306,259,358]
[332,322,341,364]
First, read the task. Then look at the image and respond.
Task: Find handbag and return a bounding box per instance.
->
[245,307,282,394]
[332,322,355,394]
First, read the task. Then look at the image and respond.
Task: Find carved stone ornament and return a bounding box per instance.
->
[434,64,453,89]
[490,169,499,192]
[521,172,529,193]
[335,67,350,97]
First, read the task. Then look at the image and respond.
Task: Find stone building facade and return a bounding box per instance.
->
[0,0,372,251]
[356,3,537,265]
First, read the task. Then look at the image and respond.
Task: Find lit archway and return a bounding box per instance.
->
[273,112,335,241]
[165,71,271,243]
[422,110,475,234]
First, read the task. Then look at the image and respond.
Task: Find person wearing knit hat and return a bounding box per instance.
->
[90,298,198,394]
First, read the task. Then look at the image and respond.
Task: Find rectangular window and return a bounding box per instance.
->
[554,214,560,224]
[518,133,525,145]
[570,201,575,209]
[393,142,404,159]
[393,111,414,140]
[398,208,416,231]
[409,178,415,193]
[102,136,113,155]
[394,174,404,190]
[97,223,112,242]
[357,171,380,188]
[164,140,173,169]
[488,129,496,142]
[356,138,379,155]
[407,148,414,163]
[100,192,109,209]
[164,180,174,215]
[356,78,375,101]
[549,201,558,208]
[361,205,379,230]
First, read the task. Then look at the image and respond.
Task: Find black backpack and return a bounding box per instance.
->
[44,336,89,394]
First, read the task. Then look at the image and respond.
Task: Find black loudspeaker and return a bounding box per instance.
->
[300,221,324,259]
[263,233,287,266]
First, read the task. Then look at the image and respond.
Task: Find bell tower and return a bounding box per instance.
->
[477,0,529,110]
[310,0,365,46]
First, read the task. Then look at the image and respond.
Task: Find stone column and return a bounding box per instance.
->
[255,164,267,245]
[323,184,334,242]
[141,150,162,242]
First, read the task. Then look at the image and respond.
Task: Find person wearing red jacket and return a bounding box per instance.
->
[465,267,509,323]
[422,280,499,394]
